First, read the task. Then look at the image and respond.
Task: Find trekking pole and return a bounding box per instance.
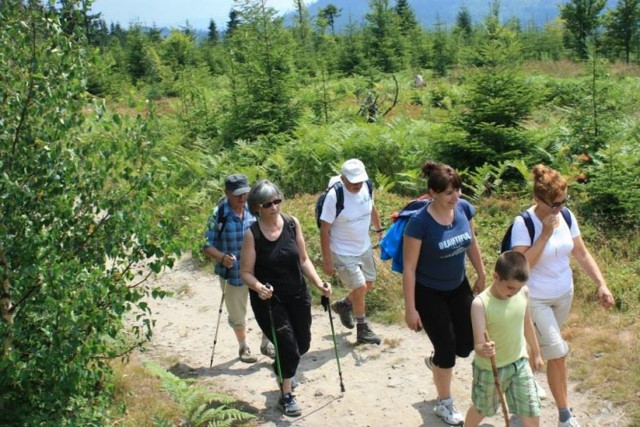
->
[484,331,510,427]
[321,283,346,393]
[265,284,285,401]
[209,265,230,368]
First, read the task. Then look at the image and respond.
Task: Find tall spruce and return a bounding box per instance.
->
[222,0,300,143]
[364,0,404,72]
[438,17,535,169]
[455,6,473,41]
[560,0,606,59]
[394,0,418,36]
[208,19,219,45]
[603,0,640,63]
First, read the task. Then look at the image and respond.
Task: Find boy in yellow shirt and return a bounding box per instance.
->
[465,251,544,427]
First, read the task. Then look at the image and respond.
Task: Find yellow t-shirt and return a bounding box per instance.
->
[475,289,528,369]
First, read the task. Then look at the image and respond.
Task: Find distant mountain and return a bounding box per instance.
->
[300,0,618,30]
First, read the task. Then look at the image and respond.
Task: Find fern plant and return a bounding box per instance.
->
[144,362,255,427]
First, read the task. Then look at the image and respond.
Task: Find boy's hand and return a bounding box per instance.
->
[475,341,495,359]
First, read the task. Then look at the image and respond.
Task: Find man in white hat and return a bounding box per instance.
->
[203,174,275,363]
[319,159,383,344]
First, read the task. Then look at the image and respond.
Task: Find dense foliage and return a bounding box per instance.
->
[2,0,640,424]
[0,1,196,424]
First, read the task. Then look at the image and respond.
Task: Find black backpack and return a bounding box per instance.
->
[314,179,373,229]
[500,208,572,253]
[214,196,228,239]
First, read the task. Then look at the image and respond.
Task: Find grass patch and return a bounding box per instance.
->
[109,357,182,426]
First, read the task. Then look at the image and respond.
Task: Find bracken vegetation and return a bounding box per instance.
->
[1,0,639,425]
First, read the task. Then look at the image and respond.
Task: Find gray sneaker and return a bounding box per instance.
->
[356,322,381,345]
[261,341,276,359]
[278,393,302,417]
[239,346,257,363]
[331,298,355,329]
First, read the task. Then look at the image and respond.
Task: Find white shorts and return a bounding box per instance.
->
[331,247,376,289]
[530,288,574,360]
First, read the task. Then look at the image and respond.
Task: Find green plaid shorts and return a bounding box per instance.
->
[471,357,541,417]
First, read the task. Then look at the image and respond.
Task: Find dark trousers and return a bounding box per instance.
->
[250,288,312,379]
[415,277,474,369]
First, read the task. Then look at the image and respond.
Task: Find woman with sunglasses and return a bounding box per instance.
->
[509,164,615,427]
[240,179,331,417]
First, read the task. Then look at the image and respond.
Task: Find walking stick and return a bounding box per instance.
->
[485,331,510,427]
[265,284,285,401]
[209,266,230,368]
[321,284,346,392]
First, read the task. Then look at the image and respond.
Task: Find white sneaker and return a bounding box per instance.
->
[558,415,581,427]
[434,397,464,426]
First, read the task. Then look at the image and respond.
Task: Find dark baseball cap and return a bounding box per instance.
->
[225,174,250,196]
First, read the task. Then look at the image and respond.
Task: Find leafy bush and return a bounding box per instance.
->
[0,3,189,423]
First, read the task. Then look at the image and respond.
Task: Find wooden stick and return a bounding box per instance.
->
[484,331,510,427]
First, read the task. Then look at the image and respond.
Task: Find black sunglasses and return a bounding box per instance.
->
[543,195,570,209]
[261,198,282,209]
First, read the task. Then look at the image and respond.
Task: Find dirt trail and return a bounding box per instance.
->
[138,255,629,426]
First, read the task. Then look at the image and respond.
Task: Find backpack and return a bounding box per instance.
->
[315,179,373,229]
[213,196,228,239]
[500,208,572,253]
[379,195,431,273]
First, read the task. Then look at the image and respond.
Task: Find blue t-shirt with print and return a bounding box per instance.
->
[404,199,475,291]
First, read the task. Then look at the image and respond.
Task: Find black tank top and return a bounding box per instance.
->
[250,214,306,296]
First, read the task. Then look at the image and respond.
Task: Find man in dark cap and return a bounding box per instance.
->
[203,174,275,363]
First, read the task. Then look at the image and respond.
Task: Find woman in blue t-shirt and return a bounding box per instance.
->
[402,161,487,426]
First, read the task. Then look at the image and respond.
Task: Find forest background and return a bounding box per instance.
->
[1,0,639,425]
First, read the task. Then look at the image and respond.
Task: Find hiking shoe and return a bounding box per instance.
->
[261,341,276,359]
[558,415,581,427]
[434,397,464,426]
[278,392,302,417]
[239,346,257,363]
[425,352,435,371]
[331,298,354,329]
[356,322,381,345]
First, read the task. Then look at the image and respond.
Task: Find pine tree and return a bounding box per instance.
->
[394,0,418,36]
[222,0,300,143]
[364,0,405,72]
[603,0,640,63]
[208,19,219,45]
[560,0,606,59]
[455,6,473,41]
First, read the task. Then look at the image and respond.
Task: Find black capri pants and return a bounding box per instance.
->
[250,287,312,379]
[415,276,474,369]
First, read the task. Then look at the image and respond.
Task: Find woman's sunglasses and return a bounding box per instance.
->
[261,198,282,209]
[543,195,570,209]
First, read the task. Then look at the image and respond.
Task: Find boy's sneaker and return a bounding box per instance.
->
[356,322,381,345]
[331,298,354,329]
[558,416,581,427]
[434,397,464,426]
[278,393,302,417]
[261,341,276,359]
[239,346,257,363]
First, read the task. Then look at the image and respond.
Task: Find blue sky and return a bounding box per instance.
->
[92,0,296,30]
